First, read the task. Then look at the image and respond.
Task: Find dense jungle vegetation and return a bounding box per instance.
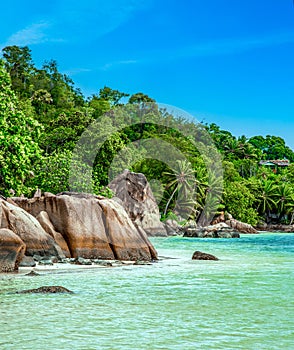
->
[1,45,294,226]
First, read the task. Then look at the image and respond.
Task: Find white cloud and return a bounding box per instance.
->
[100,60,137,71]
[53,0,153,41]
[63,67,92,76]
[1,1,153,49]
[4,21,50,47]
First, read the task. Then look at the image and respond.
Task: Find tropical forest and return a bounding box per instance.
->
[1,45,294,227]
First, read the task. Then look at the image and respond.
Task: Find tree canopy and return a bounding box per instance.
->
[1,45,294,226]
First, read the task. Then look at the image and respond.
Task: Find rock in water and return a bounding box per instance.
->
[109,170,167,236]
[17,286,73,294]
[0,228,26,272]
[25,270,40,276]
[192,251,219,261]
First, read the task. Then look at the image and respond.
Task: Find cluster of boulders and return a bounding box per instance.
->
[256,223,294,232]
[178,212,257,238]
[182,222,241,238]
[0,187,158,273]
[0,170,260,274]
[164,218,257,238]
[19,254,151,268]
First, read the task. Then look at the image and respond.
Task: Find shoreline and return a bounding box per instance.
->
[0,259,156,277]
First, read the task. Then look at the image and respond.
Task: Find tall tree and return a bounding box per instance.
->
[0,60,42,196]
[2,45,34,97]
[163,160,197,217]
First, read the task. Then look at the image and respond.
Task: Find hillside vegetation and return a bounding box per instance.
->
[1,45,294,226]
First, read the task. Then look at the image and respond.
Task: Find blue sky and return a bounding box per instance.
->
[1,0,294,148]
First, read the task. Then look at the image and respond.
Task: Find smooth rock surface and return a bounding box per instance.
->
[0,228,26,272]
[109,170,167,236]
[36,211,71,257]
[226,219,257,234]
[0,199,64,258]
[13,193,158,261]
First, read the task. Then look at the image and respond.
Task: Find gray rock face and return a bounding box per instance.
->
[182,222,240,238]
[109,170,167,236]
[19,256,36,268]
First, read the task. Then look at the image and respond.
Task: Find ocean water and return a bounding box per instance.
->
[0,233,293,350]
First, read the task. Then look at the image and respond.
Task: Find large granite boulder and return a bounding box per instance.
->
[0,228,26,272]
[212,212,257,234]
[109,170,167,236]
[0,199,64,259]
[36,211,71,258]
[13,193,158,261]
[98,198,157,260]
[225,219,257,234]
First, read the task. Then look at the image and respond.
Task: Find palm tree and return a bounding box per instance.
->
[223,138,240,159]
[257,180,278,222]
[274,183,294,221]
[196,169,223,226]
[163,160,197,217]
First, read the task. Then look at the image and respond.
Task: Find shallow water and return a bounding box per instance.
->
[1,233,293,350]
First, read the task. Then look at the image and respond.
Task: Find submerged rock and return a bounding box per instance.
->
[134,260,153,265]
[192,251,219,261]
[25,271,40,276]
[17,286,73,294]
[92,259,113,266]
[75,257,92,265]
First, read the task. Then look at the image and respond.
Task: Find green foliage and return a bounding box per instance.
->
[0,60,42,196]
[2,45,34,97]
[249,135,294,162]
[98,86,129,106]
[223,181,260,225]
[129,92,155,104]
[2,45,294,227]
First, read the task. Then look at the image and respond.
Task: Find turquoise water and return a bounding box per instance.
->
[1,233,293,350]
